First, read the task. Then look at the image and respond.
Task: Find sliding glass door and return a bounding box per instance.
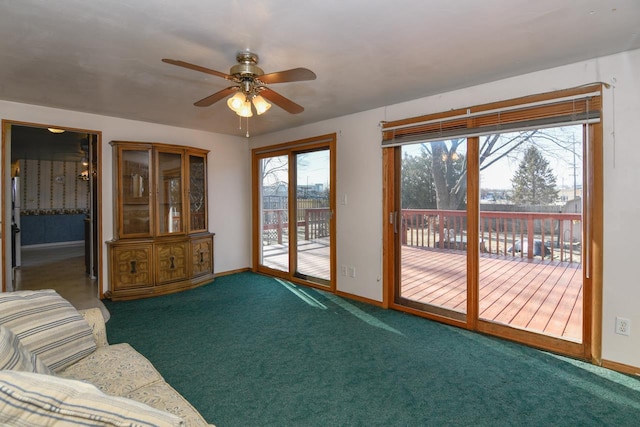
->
[478,126,584,342]
[397,139,468,322]
[253,134,336,289]
[384,85,603,359]
[294,149,331,283]
[258,154,290,273]
[392,127,588,349]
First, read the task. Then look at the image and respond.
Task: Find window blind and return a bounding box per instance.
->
[381,84,602,147]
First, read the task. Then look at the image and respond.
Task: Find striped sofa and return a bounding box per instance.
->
[0,290,213,426]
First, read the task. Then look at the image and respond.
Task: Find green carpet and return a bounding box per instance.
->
[104,272,640,426]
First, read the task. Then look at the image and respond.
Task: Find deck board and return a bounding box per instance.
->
[262,238,331,280]
[401,246,582,341]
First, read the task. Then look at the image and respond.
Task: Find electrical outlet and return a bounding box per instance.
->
[347,266,356,278]
[615,317,630,336]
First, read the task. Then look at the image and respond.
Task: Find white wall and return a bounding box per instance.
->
[251,48,640,369]
[0,101,251,294]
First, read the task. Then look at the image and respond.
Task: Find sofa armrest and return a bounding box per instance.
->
[78,308,109,347]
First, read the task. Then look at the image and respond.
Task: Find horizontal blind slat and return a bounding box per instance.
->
[382,112,600,147]
[381,84,602,145]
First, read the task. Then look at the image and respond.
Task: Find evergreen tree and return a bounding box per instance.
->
[511,146,559,205]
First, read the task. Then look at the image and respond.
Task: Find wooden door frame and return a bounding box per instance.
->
[1,120,103,297]
[251,133,337,292]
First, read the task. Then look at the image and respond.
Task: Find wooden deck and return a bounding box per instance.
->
[262,238,331,280]
[402,246,582,342]
[262,243,582,342]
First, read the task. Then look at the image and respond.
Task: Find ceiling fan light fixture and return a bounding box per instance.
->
[236,99,253,117]
[226,92,245,112]
[252,95,271,115]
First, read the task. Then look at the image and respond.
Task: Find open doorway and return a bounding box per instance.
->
[2,121,102,312]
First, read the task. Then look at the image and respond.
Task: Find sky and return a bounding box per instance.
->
[260,149,330,189]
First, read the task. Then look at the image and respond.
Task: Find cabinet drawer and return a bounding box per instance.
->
[111,245,152,290]
[191,237,213,277]
[156,241,189,284]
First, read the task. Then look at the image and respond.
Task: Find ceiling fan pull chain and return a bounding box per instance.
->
[246,116,250,138]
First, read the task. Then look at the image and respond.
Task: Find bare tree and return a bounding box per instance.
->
[427,131,539,209]
[260,156,288,186]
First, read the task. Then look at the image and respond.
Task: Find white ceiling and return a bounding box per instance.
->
[1,0,639,137]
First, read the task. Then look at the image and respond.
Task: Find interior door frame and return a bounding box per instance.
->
[1,119,103,297]
[252,133,337,292]
[383,122,603,362]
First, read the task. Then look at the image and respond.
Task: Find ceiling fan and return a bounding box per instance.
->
[162,51,316,117]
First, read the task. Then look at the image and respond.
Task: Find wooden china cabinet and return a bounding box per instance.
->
[107,141,214,300]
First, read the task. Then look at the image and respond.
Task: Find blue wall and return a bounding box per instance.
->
[20,214,86,246]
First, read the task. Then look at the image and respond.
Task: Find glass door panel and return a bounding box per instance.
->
[157,151,183,235]
[259,155,289,273]
[188,154,207,232]
[478,126,583,342]
[120,149,151,237]
[294,149,331,284]
[398,140,468,321]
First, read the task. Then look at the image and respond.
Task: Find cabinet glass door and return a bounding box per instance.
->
[120,149,151,237]
[188,154,207,232]
[157,150,184,235]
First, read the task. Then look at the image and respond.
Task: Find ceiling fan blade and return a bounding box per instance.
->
[260,88,305,114]
[194,87,237,107]
[259,68,316,84]
[162,58,233,80]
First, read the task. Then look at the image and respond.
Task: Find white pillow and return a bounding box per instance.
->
[0,371,185,427]
[0,290,97,371]
[0,324,52,374]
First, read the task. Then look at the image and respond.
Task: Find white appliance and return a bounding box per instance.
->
[11,176,21,268]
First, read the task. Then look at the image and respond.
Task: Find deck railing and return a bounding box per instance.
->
[263,207,582,263]
[262,208,331,245]
[262,209,288,244]
[402,209,582,263]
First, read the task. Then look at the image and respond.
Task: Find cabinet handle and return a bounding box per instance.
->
[169,255,175,270]
[130,260,137,274]
[199,251,204,265]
